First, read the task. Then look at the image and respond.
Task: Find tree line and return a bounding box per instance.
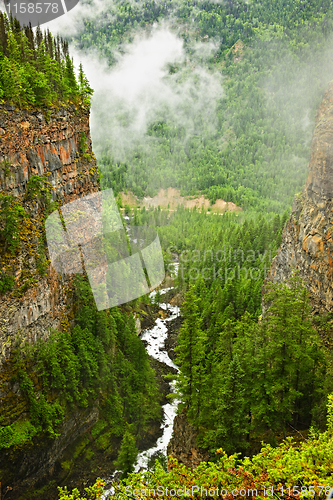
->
[0,12,93,107]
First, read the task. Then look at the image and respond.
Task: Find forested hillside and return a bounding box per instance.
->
[0,12,92,107]
[2,0,333,496]
[0,17,165,499]
[59,0,333,478]
[71,0,333,212]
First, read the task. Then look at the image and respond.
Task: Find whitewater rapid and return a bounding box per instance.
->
[101,284,180,498]
[135,290,180,472]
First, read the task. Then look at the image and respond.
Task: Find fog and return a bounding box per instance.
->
[5,0,333,198]
[74,28,223,163]
[46,8,225,185]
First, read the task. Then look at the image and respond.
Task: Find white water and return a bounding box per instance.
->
[135,297,180,472]
[101,278,180,497]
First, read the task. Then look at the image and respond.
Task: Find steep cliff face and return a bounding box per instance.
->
[0,102,165,499]
[267,82,333,314]
[0,102,100,496]
[0,102,99,363]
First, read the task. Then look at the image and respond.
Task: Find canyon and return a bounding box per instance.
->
[0,102,99,364]
[2,77,333,495]
[0,102,102,498]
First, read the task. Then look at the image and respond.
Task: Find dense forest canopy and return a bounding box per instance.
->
[1,0,333,496]
[0,12,92,107]
[66,0,333,212]
[59,0,333,474]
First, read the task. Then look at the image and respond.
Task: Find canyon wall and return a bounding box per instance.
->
[167,409,209,469]
[0,102,101,497]
[266,82,333,314]
[0,101,165,499]
[0,102,99,363]
[167,82,333,472]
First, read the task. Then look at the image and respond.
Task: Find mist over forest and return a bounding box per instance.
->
[1,0,333,498]
[42,0,333,211]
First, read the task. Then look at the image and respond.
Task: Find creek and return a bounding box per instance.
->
[101,279,181,498]
[135,288,180,471]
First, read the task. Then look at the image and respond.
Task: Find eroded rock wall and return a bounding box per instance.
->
[0,102,101,497]
[0,103,99,364]
[167,409,209,469]
[267,82,333,314]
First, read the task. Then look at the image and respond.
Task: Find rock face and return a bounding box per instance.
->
[0,103,99,364]
[167,409,209,469]
[0,102,100,496]
[267,82,333,314]
[0,104,98,201]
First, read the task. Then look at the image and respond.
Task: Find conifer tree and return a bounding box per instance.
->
[24,22,35,59]
[115,428,138,479]
[259,275,327,433]
[78,62,94,104]
[211,354,250,454]
[0,12,8,57]
[0,13,89,106]
[175,285,207,422]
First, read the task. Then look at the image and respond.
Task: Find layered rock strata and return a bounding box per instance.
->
[0,102,100,496]
[0,103,99,364]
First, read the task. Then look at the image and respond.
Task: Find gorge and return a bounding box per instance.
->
[0,101,170,499]
[2,1,333,497]
[267,81,333,314]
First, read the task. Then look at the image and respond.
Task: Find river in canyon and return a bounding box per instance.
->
[101,279,181,498]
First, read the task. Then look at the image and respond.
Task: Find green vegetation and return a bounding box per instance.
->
[174,275,333,455]
[129,205,286,319]
[79,131,92,161]
[67,0,333,464]
[58,394,333,499]
[58,478,105,500]
[0,272,14,294]
[3,0,333,493]
[0,193,26,254]
[0,274,160,490]
[0,12,93,107]
[71,0,333,211]
[115,427,139,479]
[122,204,333,454]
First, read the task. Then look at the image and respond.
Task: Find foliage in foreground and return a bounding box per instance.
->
[58,395,333,499]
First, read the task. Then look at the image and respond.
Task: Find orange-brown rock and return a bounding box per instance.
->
[0,102,101,497]
[267,82,333,314]
[0,102,100,364]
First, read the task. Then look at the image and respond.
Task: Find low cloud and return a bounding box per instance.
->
[70,26,224,168]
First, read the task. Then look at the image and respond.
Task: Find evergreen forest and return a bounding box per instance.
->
[1,0,333,497]
[0,12,92,107]
[68,0,333,491]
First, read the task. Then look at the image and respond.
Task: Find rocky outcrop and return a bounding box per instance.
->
[0,103,99,364]
[0,102,100,496]
[266,82,333,314]
[0,103,98,201]
[167,409,209,469]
